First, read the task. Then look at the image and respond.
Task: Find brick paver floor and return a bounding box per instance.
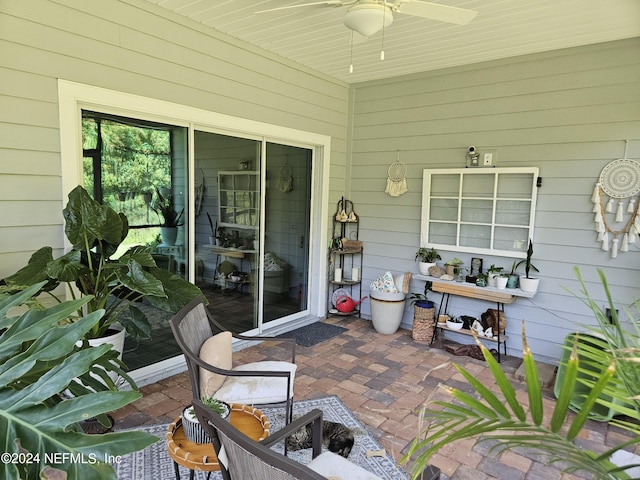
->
[113,316,637,479]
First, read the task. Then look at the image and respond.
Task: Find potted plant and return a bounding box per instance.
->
[506,261,520,289]
[2,186,203,344]
[415,247,441,275]
[486,264,503,287]
[409,281,435,309]
[0,284,158,479]
[515,239,539,293]
[206,212,217,245]
[444,257,463,276]
[152,186,184,246]
[403,268,640,479]
[496,273,509,289]
[183,396,231,443]
[409,282,436,342]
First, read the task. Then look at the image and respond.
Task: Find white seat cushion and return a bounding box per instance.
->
[308,452,382,480]
[214,361,297,405]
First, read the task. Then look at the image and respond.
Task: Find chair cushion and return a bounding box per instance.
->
[214,361,297,405]
[308,452,382,480]
[199,332,233,397]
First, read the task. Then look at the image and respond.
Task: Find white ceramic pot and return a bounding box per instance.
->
[160,226,178,246]
[182,402,230,444]
[519,276,539,293]
[418,262,435,275]
[370,292,406,334]
[496,276,508,290]
[69,324,125,394]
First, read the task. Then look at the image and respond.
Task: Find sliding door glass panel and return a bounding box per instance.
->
[263,143,312,324]
[81,111,189,370]
[193,131,260,333]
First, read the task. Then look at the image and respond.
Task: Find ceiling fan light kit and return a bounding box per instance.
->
[344,4,393,37]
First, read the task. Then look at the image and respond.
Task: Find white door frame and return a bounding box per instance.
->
[58,80,330,382]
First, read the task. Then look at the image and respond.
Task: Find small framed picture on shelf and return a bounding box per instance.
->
[470,257,483,277]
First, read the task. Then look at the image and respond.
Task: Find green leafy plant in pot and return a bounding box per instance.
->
[0,283,158,480]
[409,281,435,309]
[183,396,231,443]
[2,185,203,341]
[515,239,539,293]
[415,247,441,275]
[152,187,184,246]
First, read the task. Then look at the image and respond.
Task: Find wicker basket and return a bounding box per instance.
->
[412,305,435,342]
[341,239,362,253]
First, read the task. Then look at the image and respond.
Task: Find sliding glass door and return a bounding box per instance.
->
[63,80,328,375]
[193,131,312,333]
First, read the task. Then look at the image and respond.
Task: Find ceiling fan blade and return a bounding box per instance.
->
[255,1,346,14]
[395,0,478,25]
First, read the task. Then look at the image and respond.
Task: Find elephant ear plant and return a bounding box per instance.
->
[0,283,157,480]
[403,268,640,480]
[2,185,203,340]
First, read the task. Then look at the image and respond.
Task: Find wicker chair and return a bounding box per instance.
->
[191,399,383,480]
[170,298,297,423]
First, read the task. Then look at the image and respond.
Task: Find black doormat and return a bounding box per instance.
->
[279,322,347,347]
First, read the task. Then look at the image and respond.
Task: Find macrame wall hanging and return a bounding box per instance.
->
[591,140,640,258]
[385,150,408,197]
[277,161,293,193]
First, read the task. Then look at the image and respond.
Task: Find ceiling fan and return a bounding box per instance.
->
[256,0,478,37]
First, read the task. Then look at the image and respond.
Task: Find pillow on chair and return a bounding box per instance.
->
[199,331,233,397]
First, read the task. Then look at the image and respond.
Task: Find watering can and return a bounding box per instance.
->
[335,295,367,313]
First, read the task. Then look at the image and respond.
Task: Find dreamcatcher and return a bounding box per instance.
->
[277,161,293,193]
[591,141,640,258]
[385,150,408,197]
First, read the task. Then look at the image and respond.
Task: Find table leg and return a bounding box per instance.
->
[173,460,180,479]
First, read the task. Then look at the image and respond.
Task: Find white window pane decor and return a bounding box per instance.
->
[421,167,539,258]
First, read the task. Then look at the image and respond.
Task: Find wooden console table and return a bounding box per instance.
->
[414,274,535,362]
[202,245,256,291]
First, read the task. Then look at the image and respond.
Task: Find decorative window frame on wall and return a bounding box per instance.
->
[421,167,539,258]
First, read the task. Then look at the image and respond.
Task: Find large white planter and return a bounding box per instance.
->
[370,291,406,334]
[87,324,126,386]
[519,276,539,293]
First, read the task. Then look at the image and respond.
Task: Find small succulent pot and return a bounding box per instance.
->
[182,400,230,444]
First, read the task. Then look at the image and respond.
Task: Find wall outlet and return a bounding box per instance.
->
[483,153,493,166]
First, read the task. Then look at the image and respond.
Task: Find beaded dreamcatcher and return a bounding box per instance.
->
[591,142,640,258]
